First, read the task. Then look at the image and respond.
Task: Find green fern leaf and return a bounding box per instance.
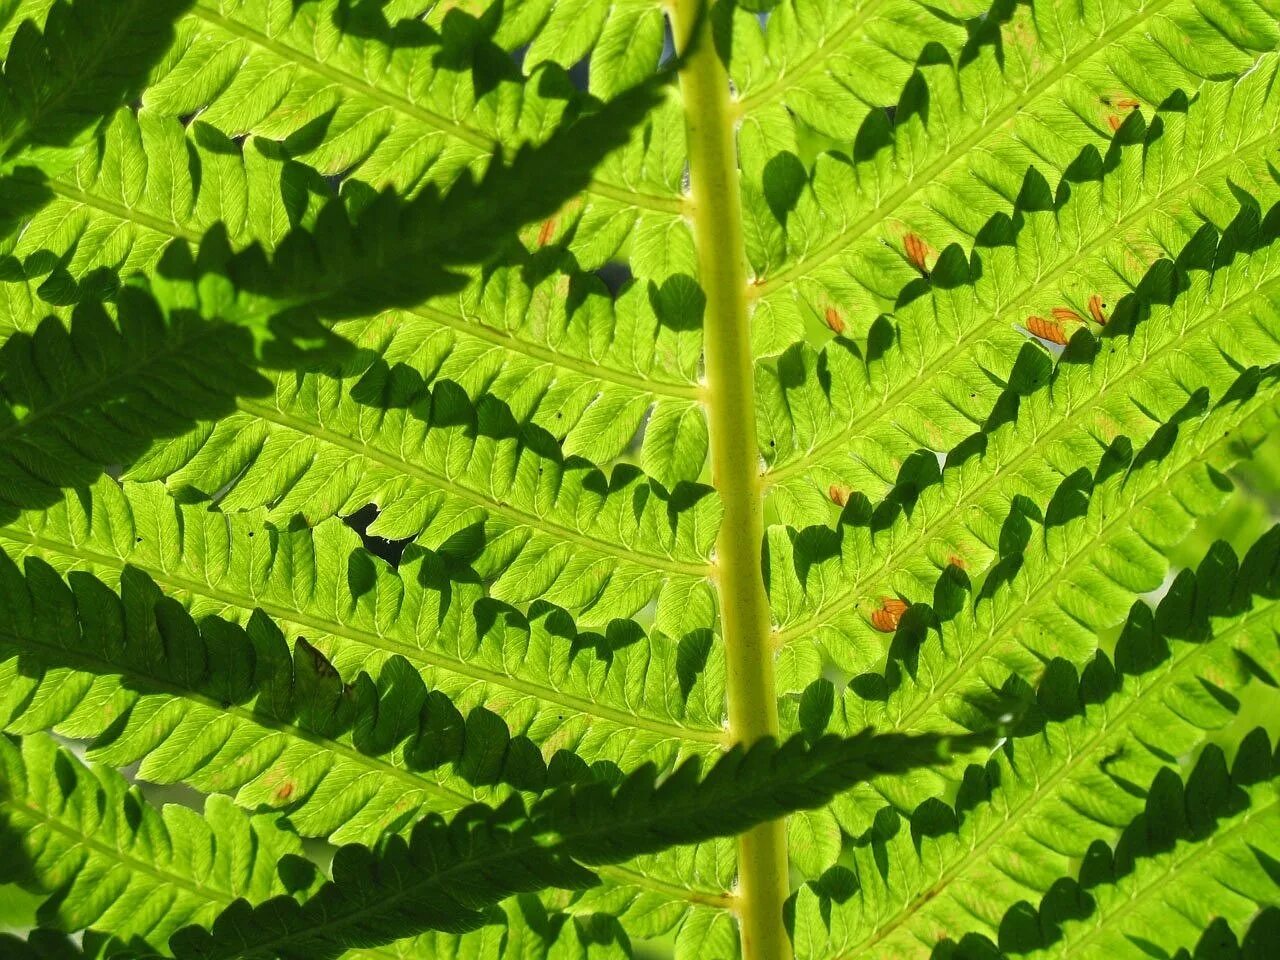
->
[792,524,1280,955]
[0,477,726,831]
[0,732,612,960]
[5,1,1280,958]
[0,727,988,959]
[0,731,322,948]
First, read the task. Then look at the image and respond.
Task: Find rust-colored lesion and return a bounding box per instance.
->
[824,305,846,335]
[1025,315,1070,345]
[871,597,910,633]
[1088,294,1108,326]
[904,231,932,277]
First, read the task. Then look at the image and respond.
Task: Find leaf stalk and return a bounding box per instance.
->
[670,2,793,957]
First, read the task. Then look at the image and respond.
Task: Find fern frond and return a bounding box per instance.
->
[1003,733,1278,958]
[0,108,326,334]
[727,0,973,138]
[0,0,188,167]
[0,294,274,518]
[145,2,530,186]
[0,478,727,835]
[0,106,710,490]
[4,2,1280,957]
[0,733,589,960]
[765,188,1280,671]
[762,58,1280,523]
[770,378,1277,857]
[171,726,988,960]
[769,367,1278,709]
[0,728,989,959]
[0,731,323,949]
[131,0,711,480]
[127,326,717,625]
[792,528,1280,956]
[0,930,93,959]
[744,0,1280,351]
[818,379,1278,786]
[144,1,685,221]
[1,78,720,624]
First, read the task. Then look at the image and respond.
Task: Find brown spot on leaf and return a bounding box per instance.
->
[829,483,851,507]
[537,218,556,246]
[1026,316,1069,345]
[904,232,931,275]
[946,554,967,570]
[1088,294,1108,326]
[824,306,846,336]
[871,598,909,633]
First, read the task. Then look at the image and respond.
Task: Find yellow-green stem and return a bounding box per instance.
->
[670,3,792,959]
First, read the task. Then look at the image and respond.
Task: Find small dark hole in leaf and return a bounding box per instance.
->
[343,503,411,566]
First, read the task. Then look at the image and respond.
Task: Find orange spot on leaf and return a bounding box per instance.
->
[1107,114,1123,133]
[824,306,846,336]
[1088,294,1108,326]
[1026,316,1069,345]
[946,554,967,570]
[275,782,295,801]
[537,218,556,246]
[829,483,851,507]
[1051,306,1083,324]
[871,598,909,633]
[904,233,930,275]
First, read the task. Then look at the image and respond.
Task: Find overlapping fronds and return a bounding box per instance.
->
[793,526,1280,954]
[0,726,986,959]
[4,0,1280,959]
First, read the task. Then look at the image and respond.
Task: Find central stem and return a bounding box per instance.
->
[670,3,792,959]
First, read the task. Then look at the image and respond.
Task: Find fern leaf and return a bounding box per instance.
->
[0,108,327,334]
[170,726,986,960]
[768,383,1278,876]
[760,57,1280,521]
[0,728,988,959]
[765,197,1280,679]
[0,930,94,959]
[1008,733,1278,958]
[0,107,710,491]
[4,2,1280,958]
[0,731,322,948]
[1,100,720,625]
[744,0,1280,350]
[0,732,593,960]
[769,364,1280,706]
[0,0,188,167]
[0,478,728,836]
[792,529,1280,956]
[809,380,1280,824]
[143,0,687,235]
